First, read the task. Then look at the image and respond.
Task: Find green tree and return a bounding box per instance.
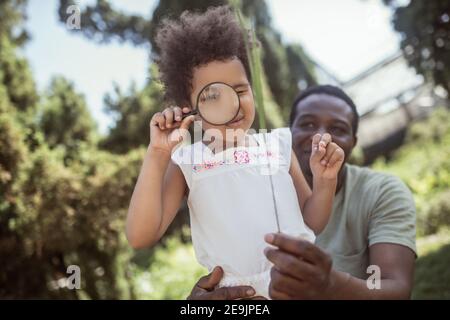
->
[384,0,450,93]
[39,76,97,156]
[0,35,38,113]
[0,2,140,298]
[99,65,164,153]
[1,84,143,298]
[0,0,29,46]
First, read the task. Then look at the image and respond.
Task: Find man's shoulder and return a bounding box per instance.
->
[346,164,412,201]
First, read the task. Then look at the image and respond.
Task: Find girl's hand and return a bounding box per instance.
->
[149,106,195,153]
[309,133,345,181]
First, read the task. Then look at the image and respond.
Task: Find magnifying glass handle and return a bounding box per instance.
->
[181,110,198,119]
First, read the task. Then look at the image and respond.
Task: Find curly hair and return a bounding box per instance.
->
[154,5,251,106]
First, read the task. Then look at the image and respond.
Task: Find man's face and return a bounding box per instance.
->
[291,93,357,181]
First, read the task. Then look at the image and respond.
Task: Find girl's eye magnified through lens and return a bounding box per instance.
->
[183,82,241,126]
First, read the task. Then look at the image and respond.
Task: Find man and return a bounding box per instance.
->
[187,85,416,299]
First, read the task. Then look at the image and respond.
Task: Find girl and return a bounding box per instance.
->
[126,6,344,298]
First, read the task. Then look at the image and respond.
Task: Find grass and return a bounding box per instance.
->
[413,228,450,299]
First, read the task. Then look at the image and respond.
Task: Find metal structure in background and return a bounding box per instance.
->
[310,51,448,164]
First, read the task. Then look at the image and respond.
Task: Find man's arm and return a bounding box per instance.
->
[264,233,415,299]
[328,243,415,299]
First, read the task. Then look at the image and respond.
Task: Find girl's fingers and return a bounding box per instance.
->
[179,115,195,131]
[321,142,337,165]
[319,133,331,149]
[151,112,165,130]
[169,115,195,144]
[327,147,345,167]
[311,134,321,152]
[151,106,190,139]
[163,108,174,128]
[310,133,325,162]
[182,106,192,114]
[311,133,327,165]
[172,106,183,122]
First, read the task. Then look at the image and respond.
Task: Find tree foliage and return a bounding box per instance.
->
[0,9,141,297]
[384,0,450,93]
[39,77,97,151]
[99,65,164,153]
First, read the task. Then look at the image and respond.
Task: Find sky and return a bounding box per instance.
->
[23,0,401,133]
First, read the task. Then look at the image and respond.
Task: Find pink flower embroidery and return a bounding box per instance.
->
[204,161,218,170]
[193,161,224,172]
[234,150,250,164]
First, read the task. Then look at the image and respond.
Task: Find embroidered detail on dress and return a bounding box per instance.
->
[193,160,225,173]
[192,150,277,172]
[234,150,250,164]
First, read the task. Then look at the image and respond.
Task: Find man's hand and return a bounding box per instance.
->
[187,266,257,300]
[264,233,337,299]
[264,233,416,300]
[309,133,345,181]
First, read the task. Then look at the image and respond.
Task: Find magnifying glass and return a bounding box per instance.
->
[182,82,241,125]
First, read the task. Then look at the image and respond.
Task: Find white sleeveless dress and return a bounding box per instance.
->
[171,127,315,298]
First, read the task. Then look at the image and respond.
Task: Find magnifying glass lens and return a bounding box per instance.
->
[197,83,240,125]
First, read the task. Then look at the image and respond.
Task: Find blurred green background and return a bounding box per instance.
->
[1,0,449,299]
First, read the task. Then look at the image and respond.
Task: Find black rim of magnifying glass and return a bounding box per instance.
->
[183,82,241,126]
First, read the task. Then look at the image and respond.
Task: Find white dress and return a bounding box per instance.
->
[171,127,315,298]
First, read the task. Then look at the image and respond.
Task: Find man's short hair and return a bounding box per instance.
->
[289,85,359,136]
